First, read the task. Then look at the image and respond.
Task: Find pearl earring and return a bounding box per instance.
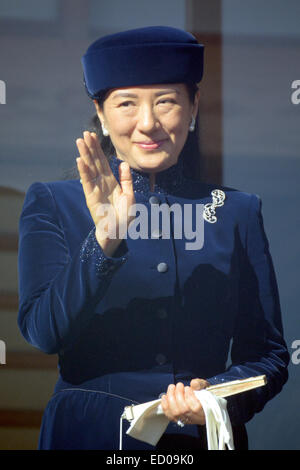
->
[101,123,109,137]
[189,116,196,132]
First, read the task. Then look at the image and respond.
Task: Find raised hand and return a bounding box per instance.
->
[76,131,135,256]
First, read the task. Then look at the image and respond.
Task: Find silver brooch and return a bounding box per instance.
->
[203,189,226,223]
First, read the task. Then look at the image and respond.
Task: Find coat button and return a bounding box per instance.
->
[155,353,167,365]
[149,196,160,205]
[157,262,168,273]
[157,308,167,319]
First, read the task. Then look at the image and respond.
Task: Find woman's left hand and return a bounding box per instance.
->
[160,379,210,426]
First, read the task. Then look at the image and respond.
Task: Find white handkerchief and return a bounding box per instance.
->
[122,398,169,447]
[120,390,234,450]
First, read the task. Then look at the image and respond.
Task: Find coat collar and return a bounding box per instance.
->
[108,154,187,195]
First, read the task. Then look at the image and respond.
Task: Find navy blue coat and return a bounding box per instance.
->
[18,154,289,450]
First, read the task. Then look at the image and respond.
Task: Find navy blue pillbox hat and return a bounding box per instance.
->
[82,26,204,99]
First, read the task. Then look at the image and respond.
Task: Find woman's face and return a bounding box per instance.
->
[94,83,199,173]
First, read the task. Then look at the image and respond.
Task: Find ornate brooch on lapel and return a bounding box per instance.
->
[203,189,226,223]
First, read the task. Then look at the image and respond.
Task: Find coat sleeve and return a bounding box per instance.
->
[18,181,128,354]
[206,194,290,426]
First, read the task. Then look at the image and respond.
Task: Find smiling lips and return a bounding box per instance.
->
[135,139,167,150]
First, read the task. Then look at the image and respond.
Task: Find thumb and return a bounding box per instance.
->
[190,378,210,391]
[119,161,134,197]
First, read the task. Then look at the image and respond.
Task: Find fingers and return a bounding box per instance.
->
[77,132,134,197]
[82,132,101,175]
[184,386,205,419]
[90,132,112,176]
[162,383,187,421]
[76,133,98,177]
[76,155,96,196]
[161,382,206,426]
[160,383,193,423]
[76,131,111,181]
[161,384,182,423]
[76,131,116,200]
[76,132,136,241]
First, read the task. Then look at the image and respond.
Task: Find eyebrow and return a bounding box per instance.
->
[111,89,180,100]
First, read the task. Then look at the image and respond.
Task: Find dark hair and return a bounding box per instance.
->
[62,83,201,180]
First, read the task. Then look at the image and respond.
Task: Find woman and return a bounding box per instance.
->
[18,26,289,450]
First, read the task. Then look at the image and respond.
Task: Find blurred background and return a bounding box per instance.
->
[0,0,299,450]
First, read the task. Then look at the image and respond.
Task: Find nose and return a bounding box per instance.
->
[136,103,159,133]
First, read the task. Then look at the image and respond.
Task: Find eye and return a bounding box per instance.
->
[119,100,134,107]
[158,98,176,105]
